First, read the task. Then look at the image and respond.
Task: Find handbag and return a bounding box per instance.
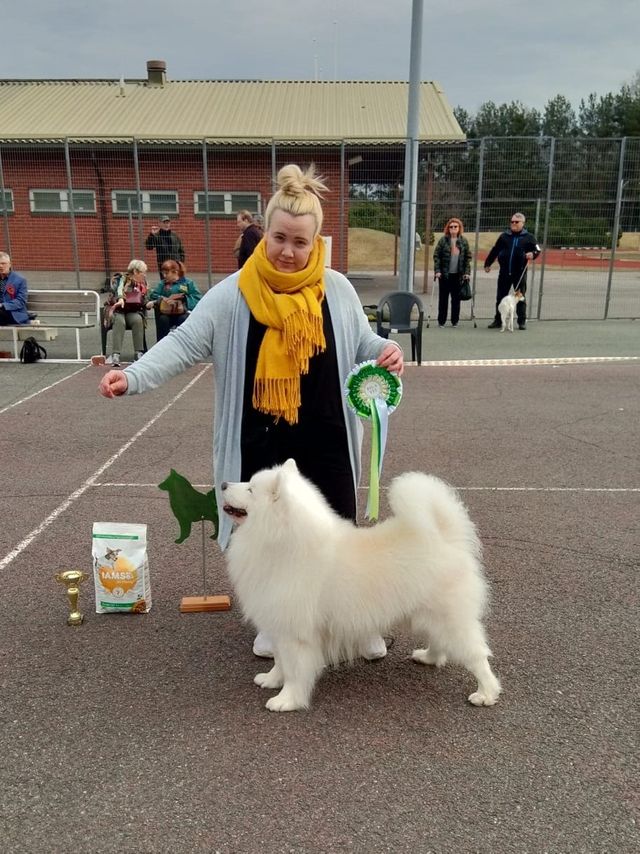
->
[123,287,145,312]
[459,278,472,301]
[159,296,186,316]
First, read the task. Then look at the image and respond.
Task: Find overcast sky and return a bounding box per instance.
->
[3,0,639,113]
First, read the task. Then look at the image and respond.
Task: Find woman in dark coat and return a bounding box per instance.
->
[433,218,472,328]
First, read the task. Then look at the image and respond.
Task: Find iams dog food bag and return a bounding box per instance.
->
[92,522,152,613]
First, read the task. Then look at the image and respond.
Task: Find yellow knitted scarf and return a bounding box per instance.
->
[238,236,326,424]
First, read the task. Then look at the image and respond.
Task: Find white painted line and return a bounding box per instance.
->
[97,482,639,494]
[458,486,640,492]
[405,356,640,367]
[0,365,89,415]
[0,367,210,572]
[97,482,213,489]
[358,485,639,493]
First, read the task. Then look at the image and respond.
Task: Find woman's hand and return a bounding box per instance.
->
[377,343,404,376]
[145,300,155,309]
[117,298,125,308]
[99,370,129,398]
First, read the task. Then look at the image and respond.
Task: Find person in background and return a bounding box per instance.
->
[106,259,149,366]
[145,216,185,273]
[146,260,202,340]
[433,218,471,328]
[99,163,403,661]
[0,252,29,325]
[485,212,540,330]
[236,209,263,268]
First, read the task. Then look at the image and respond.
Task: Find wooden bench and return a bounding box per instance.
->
[0,289,101,361]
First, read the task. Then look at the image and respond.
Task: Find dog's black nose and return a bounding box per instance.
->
[221,482,228,491]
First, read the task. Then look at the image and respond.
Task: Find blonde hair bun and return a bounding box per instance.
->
[265,163,328,237]
[276,164,328,199]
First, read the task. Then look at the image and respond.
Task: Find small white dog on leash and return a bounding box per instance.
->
[498,290,525,332]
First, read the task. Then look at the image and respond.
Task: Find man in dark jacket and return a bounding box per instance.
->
[145,216,185,273]
[484,212,540,330]
[236,210,263,268]
[0,252,29,325]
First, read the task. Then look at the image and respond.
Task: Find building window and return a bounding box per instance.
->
[194,191,261,216]
[0,189,14,214]
[29,189,96,214]
[111,191,179,216]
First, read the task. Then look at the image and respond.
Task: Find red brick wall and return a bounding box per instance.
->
[0,146,348,277]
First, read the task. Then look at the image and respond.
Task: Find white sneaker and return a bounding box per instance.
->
[361,635,387,660]
[106,353,120,367]
[252,631,274,658]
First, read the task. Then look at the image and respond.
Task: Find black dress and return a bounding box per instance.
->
[240,300,356,521]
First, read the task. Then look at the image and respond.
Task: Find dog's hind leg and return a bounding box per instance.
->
[265,640,325,712]
[465,655,501,707]
[254,662,284,690]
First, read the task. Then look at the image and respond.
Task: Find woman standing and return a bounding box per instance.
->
[146,260,202,340]
[99,164,403,660]
[433,218,471,328]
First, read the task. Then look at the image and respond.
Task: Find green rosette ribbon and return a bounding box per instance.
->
[345,361,403,520]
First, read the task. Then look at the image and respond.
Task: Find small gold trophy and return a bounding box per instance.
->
[55,570,88,626]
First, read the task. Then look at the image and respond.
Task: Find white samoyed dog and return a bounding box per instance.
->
[222,459,501,713]
[498,290,525,332]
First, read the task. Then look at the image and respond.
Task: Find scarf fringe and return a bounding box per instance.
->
[253,377,301,425]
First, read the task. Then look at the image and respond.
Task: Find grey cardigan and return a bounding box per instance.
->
[123,269,397,548]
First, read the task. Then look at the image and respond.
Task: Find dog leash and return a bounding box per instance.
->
[513,262,529,293]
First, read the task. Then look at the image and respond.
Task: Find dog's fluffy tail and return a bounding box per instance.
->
[388,472,481,557]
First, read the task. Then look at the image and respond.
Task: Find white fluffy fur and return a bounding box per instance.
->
[498,290,525,332]
[223,459,501,712]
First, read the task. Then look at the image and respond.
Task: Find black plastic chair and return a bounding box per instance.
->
[375,291,424,365]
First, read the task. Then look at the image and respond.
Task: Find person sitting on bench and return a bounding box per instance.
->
[0,252,29,326]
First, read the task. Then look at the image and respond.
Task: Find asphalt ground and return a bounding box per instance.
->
[0,316,639,853]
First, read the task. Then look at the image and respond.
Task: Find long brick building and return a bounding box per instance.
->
[0,61,463,287]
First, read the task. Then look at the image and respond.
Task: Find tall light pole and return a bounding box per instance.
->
[398,0,424,292]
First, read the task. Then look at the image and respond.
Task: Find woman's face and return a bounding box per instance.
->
[447,222,460,237]
[131,268,146,283]
[265,210,316,273]
[161,262,180,284]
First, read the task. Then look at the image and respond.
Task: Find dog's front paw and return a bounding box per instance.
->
[254,668,284,690]
[468,689,500,707]
[265,688,306,712]
[412,647,447,667]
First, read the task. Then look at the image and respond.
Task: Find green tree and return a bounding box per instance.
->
[542,95,578,137]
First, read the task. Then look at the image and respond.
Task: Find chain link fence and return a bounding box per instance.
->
[0,136,639,319]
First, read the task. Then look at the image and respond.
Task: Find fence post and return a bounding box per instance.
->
[471,138,485,307]
[528,197,541,313]
[536,136,555,320]
[271,141,277,192]
[202,139,213,288]
[64,138,81,289]
[0,147,11,256]
[132,138,145,258]
[421,151,433,294]
[339,141,345,273]
[604,137,626,320]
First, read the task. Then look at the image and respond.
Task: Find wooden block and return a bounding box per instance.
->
[179,594,231,613]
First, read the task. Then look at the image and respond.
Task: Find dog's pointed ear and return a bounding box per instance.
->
[283,458,298,473]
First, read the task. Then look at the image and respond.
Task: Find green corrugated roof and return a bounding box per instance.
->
[0,79,464,144]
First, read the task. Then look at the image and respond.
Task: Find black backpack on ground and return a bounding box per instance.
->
[19,336,47,364]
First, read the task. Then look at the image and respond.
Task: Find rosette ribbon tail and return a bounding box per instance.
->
[365,397,389,520]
